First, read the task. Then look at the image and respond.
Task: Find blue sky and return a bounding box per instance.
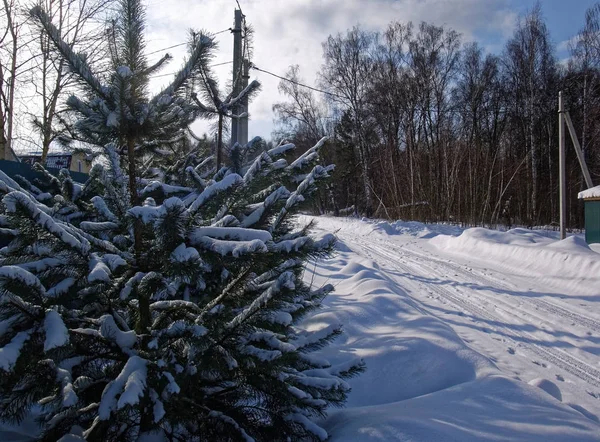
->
[144,0,598,140]
[508,0,596,58]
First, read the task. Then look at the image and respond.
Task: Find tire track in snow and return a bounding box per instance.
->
[372,239,600,335]
[348,237,600,389]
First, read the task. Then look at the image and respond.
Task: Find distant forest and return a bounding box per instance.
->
[272,4,600,229]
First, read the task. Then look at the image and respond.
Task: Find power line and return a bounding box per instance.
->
[146,42,187,56]
[251,64,514,116]
[146,28,231,56]
[212,60,234,67]
[150,61,233,79]
[250,64,346,101]
[251,64,516,118]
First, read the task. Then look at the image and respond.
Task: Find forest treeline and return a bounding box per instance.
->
[273,4,600,229]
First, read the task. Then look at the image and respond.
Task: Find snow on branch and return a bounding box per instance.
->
[128,197,186,225]
[44,310,70,351]
[285,413,328,441]
[90,196,119,223]
[0,170,25,194]
[99,315,137,349]
[222,80,261,111]
[242,152,272,184]
[208,410,255,442]
[98,356,147,419]
[30,7,109,100]
[191,236,267,257]
[289,137,328,170]
[271,165,333,232]
[186,173,242,214]
[227,272,295,330]
[88,253,111,283]
[0,265,46,296]
[79,221,119,232]
[267,142,295,158]
[0,331,31,372]
[141,181,194,197]
[240,186,290,228]
[150,300,201,313]
[150,33,216,105]
[190,226,272,243]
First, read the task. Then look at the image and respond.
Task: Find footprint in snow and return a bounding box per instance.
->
[586,390,600,400]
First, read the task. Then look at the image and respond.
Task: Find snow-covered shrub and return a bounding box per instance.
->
[0,0,362,440]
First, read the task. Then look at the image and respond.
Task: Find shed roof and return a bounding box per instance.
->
[578,185,600,199]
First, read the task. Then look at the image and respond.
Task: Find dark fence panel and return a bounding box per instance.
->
[0,160,89,184]
[0,160,89,247]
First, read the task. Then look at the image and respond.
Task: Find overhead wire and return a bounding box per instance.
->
[146,28,231,56]
[250,64,515,117]
[250,64,346,101]
[146,24,235,80]
[150,61,233,79]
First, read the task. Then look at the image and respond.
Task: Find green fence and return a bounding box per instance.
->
[0,159,89,185]
[585,200,600,244]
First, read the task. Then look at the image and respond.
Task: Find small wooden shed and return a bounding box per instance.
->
[579,185,600,244]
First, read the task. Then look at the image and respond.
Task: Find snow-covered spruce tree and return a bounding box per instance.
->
[0,1,363,441]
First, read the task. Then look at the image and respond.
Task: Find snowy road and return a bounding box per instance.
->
[302,216,600,440]
[356,235,600,394]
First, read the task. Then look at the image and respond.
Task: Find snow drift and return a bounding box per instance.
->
[430,227,600,297]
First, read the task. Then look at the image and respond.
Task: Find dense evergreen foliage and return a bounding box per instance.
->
[0,1,362,440]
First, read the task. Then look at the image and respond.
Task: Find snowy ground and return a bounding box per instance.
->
[4,216,600,441]
[302,215,600,441]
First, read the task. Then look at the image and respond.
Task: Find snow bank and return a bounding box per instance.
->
[370,219,464,238]
[302,231,600,441]
[304,255,496,409]
[325,376,600,442]
[430,227,600,296]
[300,215,464,239]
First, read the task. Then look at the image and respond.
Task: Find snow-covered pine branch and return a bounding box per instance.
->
[0,2,360,440]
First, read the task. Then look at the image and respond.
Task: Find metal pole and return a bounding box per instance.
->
[564,111,594,189]
[230,9,243,147]
[559,91,566,240]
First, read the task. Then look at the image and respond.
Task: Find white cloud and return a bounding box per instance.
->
[145,0,518,140]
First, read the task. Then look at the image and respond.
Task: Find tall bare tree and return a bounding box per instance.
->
[320,27,377,215]
[0,0,24,160]
[272,65,328,150]
[28,0,112,162]
[503,3,556,224]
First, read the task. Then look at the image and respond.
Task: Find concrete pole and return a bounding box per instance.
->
[230,9,243,147]
[240,58,250,146]
[559,91,566,240]
[564,111,594,189]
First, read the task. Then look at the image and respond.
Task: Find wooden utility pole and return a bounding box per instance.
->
[559,91,566,240]
[230,9,243,147]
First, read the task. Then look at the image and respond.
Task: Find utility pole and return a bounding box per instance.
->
[239,58,249,146]
[230,9,243,147]
[564,111,594,189]
[557,91,595,240]
[559,91,566,240]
